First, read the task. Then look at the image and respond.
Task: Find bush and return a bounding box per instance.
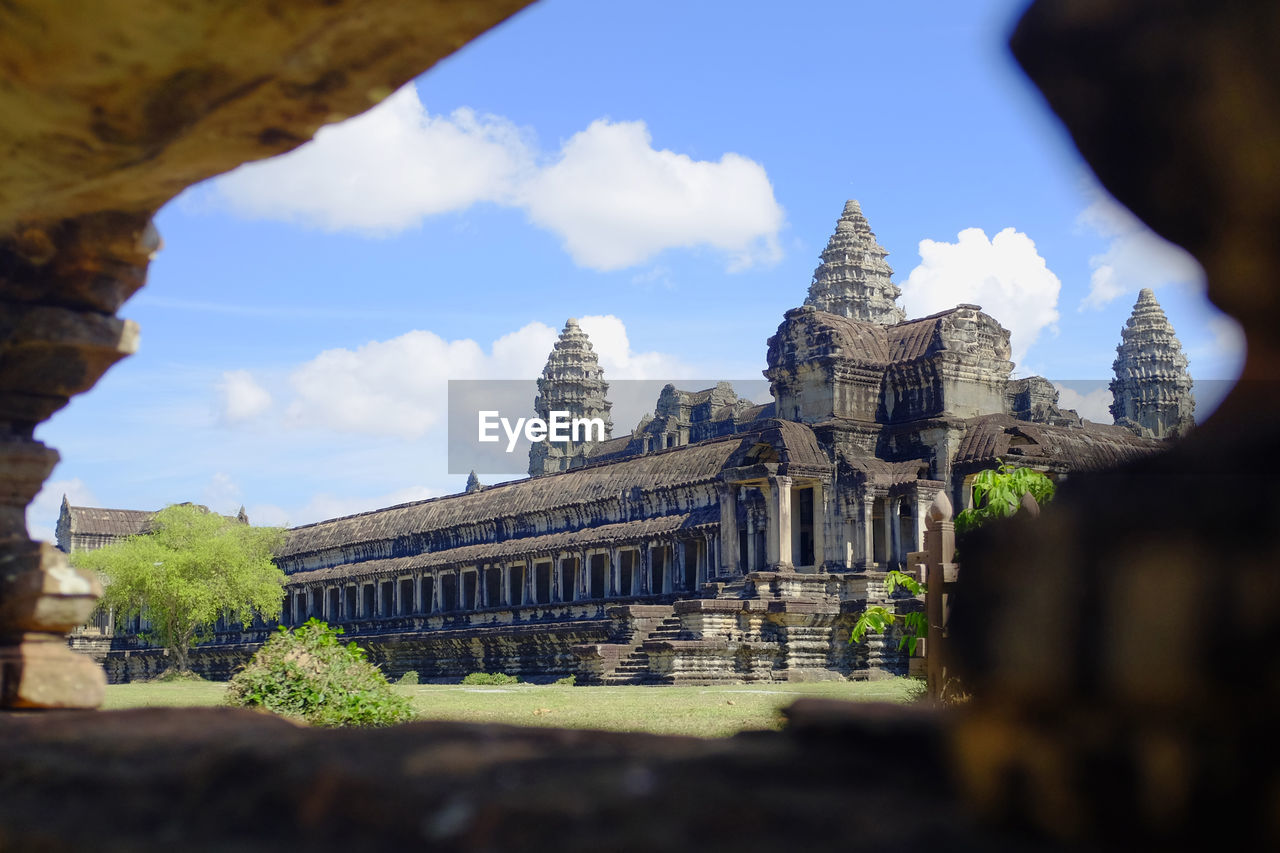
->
[397,670,420,685]
[461,672,519,685]
[552,675,576,686]
[226,618,414,727]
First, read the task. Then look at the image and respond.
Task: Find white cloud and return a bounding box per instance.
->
[27,477,98,543]
[217,369,273,422]
[520,120,783,271]
[1077,191,1204,310]
[250,485,439,528]
[578,314,696,379]
[211,85,784,271]
[202,472,243,515]
[213,86,532,233]
[227,316,700,443]
[900,227,1062,368]
[1054,384,1114,424]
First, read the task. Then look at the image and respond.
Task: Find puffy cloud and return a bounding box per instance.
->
[520,120,783,271]
[578,314,696,380]
[227,316,700,442]
[211,85,784,271]
[217,369,273,422]
[1077,191,1204,310]
[213,86,532,233]
[1054,384,1114,424]
[201,472,243,515]
[26,477,97,543]
[900,227,1062,367]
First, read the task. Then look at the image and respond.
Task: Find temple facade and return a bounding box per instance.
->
[65,201,1187,684]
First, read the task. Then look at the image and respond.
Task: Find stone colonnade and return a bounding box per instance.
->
[282,532,716,626]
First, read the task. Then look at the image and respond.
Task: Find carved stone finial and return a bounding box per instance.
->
[804,199,905,325]
[927,490,953,525]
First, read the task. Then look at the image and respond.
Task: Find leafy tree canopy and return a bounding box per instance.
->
[72,503,286,673]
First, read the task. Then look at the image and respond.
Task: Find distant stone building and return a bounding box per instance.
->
[74,201,1188,684]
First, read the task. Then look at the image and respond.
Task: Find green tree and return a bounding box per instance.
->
[851,462,1055,657]
[72,503,286,674]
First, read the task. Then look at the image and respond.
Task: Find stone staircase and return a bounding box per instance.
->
[602,614,683,685]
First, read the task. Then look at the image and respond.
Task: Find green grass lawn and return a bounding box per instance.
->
[101,678,919,737]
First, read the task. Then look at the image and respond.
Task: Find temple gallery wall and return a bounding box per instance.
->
[62,201,1189,685]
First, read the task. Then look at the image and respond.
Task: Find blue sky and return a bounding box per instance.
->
[28,0,1243,538]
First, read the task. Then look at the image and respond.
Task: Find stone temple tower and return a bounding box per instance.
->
[1110,288,1195,440]
[804,200,906,325]
[528,318,613,476]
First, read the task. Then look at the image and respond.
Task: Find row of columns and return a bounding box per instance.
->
[853,491,933,570]
[718,475,828,574]
[286,536,714,624]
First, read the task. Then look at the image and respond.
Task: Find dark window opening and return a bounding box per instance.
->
[421,576,435,613]
[561,557,578,602]
[796,487,815,567]
[344,585,357,620]
[484,567,502,607]
[508,565,524,605]
[462,572,478,611]
[440,574,458,612]
[589,554,606,599]
[620,551,635,595]
[399,578,414,616]
[327,587,339,621]
[650,547,667,593]
[362,584,376,618]
[535,562,552,605]
[682,540,698,590]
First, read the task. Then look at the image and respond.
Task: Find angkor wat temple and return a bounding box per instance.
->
[64,201,1193,684]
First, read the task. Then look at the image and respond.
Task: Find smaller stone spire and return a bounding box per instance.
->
[528,318,613,476]
[804,199,905,325]
[1110,288,1195,439]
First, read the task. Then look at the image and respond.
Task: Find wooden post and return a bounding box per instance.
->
[924,490,957,700]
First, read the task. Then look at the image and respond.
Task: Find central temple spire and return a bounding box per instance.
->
[528,318,613,476]
[1110,288,1195,440]
[804,200,905,325]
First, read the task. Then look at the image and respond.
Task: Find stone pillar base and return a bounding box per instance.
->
[0,633,106,708]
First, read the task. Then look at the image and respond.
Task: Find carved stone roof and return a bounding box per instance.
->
[66,507,153,537]
[280,422,828,562]
[804,200,905,325]
[954,414,1165,472]
[284,509,717,584]
[767,306,891,370]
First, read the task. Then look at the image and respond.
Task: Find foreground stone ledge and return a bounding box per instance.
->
[0,703,1056,853]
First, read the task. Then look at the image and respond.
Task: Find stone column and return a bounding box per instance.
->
[913,491,930,554]
[766,475,794,571]
[579,551,589,599]
[861,494,876,567]
[881,497,896,569]
[640,545,652,595]
[608,547,619,597]
[433,572,444,613]
[717,482,739,575]
[745,511,757,574]
[888,496,902,570]
[525,557,537,606]
[811,482,826,570]
[667,542,679,593]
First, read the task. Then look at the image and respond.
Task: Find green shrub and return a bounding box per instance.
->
[552,674,576,686]
[226,618,414,727]
[460,672,519,685]
[155,669,208,683]
[397,670,420,685]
